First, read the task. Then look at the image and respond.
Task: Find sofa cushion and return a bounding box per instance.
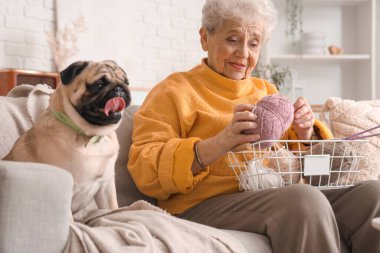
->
[320,97,380,182]
[0,161,73,253]
[222,229,272,253]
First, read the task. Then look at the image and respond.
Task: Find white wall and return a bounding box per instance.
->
[1,0,379,104]
[128,0,206,88]
[0,0,55,71]
[55,0,206,97]
[128,0,206,102]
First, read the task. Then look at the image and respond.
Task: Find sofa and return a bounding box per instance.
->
[0,84,362,253]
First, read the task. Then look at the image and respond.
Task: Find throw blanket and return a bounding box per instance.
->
[64,200,246,253]
[2,85,246,253]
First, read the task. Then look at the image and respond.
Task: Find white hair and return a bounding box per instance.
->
[202,0,277,41]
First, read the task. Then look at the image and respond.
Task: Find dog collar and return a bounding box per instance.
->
[51,109,103,145]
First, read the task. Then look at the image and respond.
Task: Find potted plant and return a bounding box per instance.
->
[252,63,292,90]
[286,0,303,41]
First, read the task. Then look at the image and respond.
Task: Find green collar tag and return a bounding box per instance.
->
[88,135,103,145]
[51,109,103,145]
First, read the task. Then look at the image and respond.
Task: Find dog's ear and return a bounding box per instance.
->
[60,61,90,85]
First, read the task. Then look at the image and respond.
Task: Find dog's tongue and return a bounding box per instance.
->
[104,97,126,116]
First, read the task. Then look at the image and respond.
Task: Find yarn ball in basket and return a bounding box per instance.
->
[264,146,301,185]
[238,160,284,191]
[243,94,294,148]
[302,142,358,186]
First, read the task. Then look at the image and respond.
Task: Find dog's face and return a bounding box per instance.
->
[59,60,131,126]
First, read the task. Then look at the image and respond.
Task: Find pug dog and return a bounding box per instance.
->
[4,60,131,222]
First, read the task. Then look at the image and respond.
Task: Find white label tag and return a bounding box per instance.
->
[304,155,330,176]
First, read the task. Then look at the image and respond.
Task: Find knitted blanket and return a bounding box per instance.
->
[64,200,245,253]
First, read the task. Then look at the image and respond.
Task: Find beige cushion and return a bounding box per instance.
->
[0,84,154,206]
[320,97,380,182]
[0,84,52,159]
[115,104,156,206]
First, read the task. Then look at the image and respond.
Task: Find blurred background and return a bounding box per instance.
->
[0,0,378,105]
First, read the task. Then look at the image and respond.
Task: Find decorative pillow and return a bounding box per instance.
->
[319,97,380,182]
[0,84,52,159]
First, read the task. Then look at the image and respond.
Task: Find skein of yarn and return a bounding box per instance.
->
[243,94,294,148]
[238,160,284,191]
[303,142,358,186]
[265,146,301,185]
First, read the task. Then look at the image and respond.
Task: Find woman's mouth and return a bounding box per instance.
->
[229,62,246,70]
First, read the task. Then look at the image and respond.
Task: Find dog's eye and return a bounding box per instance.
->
[94,80,104,89]
[87,79,105,93]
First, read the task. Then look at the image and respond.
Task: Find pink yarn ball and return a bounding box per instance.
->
[243,94,294,148]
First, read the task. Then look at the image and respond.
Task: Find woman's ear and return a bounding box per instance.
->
[199,28,209,51]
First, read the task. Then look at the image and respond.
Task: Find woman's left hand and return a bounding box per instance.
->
[292,97,315,140]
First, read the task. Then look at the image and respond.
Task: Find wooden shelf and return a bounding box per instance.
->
[271,54,371,61]
[274,0,370,7]
[0,69,60,96]
[302,0,370,6]
[267,0,376,102]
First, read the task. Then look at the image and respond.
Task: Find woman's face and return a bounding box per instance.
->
[200,19,264,80]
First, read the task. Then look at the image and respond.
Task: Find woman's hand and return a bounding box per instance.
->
[192,104,260,173]
[292,97,315,140]
[215,104,261,153]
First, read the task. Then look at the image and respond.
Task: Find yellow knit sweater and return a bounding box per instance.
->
[128,60,333,215]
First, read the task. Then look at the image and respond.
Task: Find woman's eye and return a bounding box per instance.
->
[249,41,259,47]
[227,37,238,42]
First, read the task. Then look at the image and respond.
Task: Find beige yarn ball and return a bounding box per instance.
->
[265,147,301,185]
[238,160,284,191]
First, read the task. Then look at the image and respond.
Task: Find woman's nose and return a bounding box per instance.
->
[236,43,249,58]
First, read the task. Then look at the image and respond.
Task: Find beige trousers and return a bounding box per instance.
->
[178,180,380,253]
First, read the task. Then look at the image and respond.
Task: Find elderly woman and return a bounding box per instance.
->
[128,0,380,252]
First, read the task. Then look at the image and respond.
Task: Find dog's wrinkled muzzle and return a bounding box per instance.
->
[78,86,131,126]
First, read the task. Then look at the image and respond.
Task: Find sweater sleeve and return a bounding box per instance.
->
[128,86,209,201]
[282,119,334,140]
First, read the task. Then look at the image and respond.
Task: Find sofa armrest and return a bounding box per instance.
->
[0,161,73,253]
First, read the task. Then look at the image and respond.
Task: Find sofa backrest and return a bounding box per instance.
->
[114,104,157,206]
[0,84,156,207]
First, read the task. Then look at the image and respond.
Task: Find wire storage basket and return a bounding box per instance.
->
[227,139,368,191]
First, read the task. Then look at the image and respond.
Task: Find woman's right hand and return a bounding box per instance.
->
[193,104,260,173]
[214,104,261,154]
